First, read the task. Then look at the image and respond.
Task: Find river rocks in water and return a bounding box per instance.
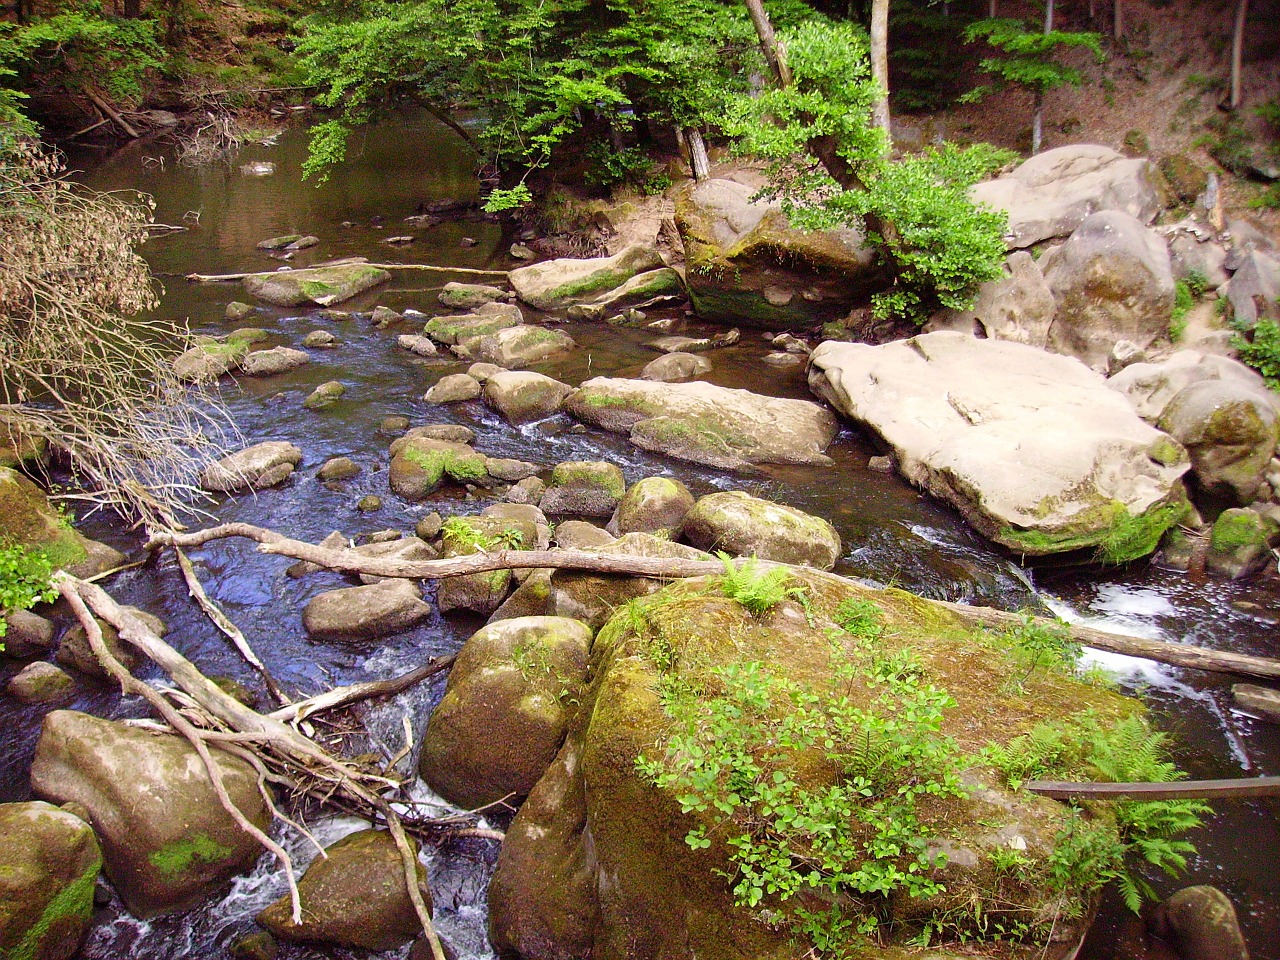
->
[286,531,349,579]
[646,329,739,353]
[467,361,505,382]
[6,661,74,703]
[565,377,838,471]
[927,250,1057,346]
[30,709,272,918]
[243,264,391,307]
[380,415,412,435]
[1233,682,1280,722]
[439,281,508,309]
[317,456,361,481]
[465,324,576,369]
[0,467,122,578]
[371,305,402,329]
[483,370,572,424]
[397,334,439,357]
[509,244,663,311]
[226,301,254,321]
[1205,507,1278,578]
[424,373,482,404]
[640,351,712,382]
[256,234,317,251]
[257,828,432,951]
[239,346,312,378]
[674,178,880,327]
[0,800,101,960]
[809,333,1190,559]
[506,476,546,505]
[302,329,340,348]
[56,606,165,679]
[174,333,256,381]
[539,461,625,518]
[404,423,478,445]
[419,616,592,809]
[352,536,437,584]
[554,520,616,549]
[607,476,694,539]
[389,436,488,499]
[424,304,523,346]
[485,457,542,482]
[201,441,303,492]
[682,491,841,569]
[2,609,54,659]
[571,267,685,318]
[303,380,345,410]
[302,579,432,641]
[1151,886,1250,960]
[436,514,537,615]
[970,145,1164,249]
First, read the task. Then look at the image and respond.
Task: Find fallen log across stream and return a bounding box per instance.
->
[186,259,510,282]
[151,522,1280,683]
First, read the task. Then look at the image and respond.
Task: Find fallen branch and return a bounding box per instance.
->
[87,91,140,139]
[186,262,510,282]
[152,523,1280,682]
[1026,775,1280,801]
[269,654,455,725]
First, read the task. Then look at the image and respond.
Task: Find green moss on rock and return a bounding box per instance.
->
[148,832,235,878]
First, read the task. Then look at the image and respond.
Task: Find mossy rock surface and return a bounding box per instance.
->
[1206,507,1277,578]
[29,710,271,919]
[0,801,101,960]
[388,437,489,500]
[436,515,538,615]
[257,829,431,951]
[539,461,625,518]
[466,324,576,370]
[0,417,49,471]
[242,264,390,307]
[681,490,841,569]
[424,311,520,346]
[509,245,664,311]
[419,616,592,809]
[0,467,99,576]
[608,476,695,539]
[490,573,1141,960]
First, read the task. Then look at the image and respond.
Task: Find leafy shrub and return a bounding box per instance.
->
[0,544,57,645]
[1234,319,1280,390]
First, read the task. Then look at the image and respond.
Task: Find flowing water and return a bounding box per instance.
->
[2,113,1279,958]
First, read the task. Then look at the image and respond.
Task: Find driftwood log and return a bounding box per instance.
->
[186,260,509,282]
[152,522,1280,683]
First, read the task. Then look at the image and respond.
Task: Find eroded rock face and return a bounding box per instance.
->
[419,617,592,809]
[1042,211,1176,371]
[809,333,1190,559]
[926,251,1056,346]
[674,178,881,327]
[510,245,664,311]
[30,710,271,919]
[565,378,838,471]
[0,801,101,960]
[257,829,432,951]
[970,145,1164,249]
[682,491,842,569]
[242,264,390,307]
[200,441,303,493]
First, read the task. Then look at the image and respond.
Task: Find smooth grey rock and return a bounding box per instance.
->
[200,442,302,492]
[640,351,712,382]
[243,264,390,307]
[6,661,74,703]
[317,457,361,481]
[464,325,576,369]
[238,346,311,377]
[424,374,483,404]
[927,251,1056,346]
[302,580,432,641]
[483,371,572,424]
[510,245,663,311]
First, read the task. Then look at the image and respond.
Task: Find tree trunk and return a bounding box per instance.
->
[989,0,996,17]
[742,0,792,86]
[870,0,892,145]
[1230,0,1249,110]
[1114,0,1123,39]
[686,127,711,181]
[1044,0,1055,32]
[1032,92,1044,154]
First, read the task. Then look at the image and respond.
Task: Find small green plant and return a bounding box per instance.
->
[440,516,526,551]
[0,544,58,645]
[994,613,1082,687]
[1169,279,1195,342]
[1183,269,1210,298]
[482,183,534,213]
[715,552,804,615]
[1233,318,1280,390]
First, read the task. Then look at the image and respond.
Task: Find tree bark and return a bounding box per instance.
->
[1032,91,1044,155]
[686,127,711,181]
[1230,0,1249,110]
[870,0,892,145]
[1113,0,1123,39]
[743,0,793,86]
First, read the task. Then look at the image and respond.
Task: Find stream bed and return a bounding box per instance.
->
[3,112,1279,958]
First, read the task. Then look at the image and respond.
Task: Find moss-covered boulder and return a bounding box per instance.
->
[419,616,592,809]
[388,436,490,500]
[30,710,272,919]
[423,373,483,404]
[200,442,303,493]
[302,380,345,410]
[607,476,694,539]
[439,281,508,309]
[0,801,101,960]
[674,178,881,327]
[810,334,1190,560]
[573,267,685,318]
[173,331,258,382]
[56,606,165,679]
[509,245,664,311]
[1205,507,1279,579]
[539,461,625,518]
[6,661,75,703]
[424,307,522,346]
[484,371,573,424]
[490,572,1161,960]
[301,579,432,642]
[682,491,842,569]
[464,325,576,369]
[0,467,119,577]
[436,515,538,615]
[256,829,432,951]
[242,264,390,307]
[238,346,311,378]
[565,378,838,471]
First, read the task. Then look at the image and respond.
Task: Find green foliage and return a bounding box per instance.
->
[1097,501,1188,565]
[1169,279,1195,341]
[1233,319,1280,391]
[440,516,526,551]
[482,184,534,214]
[0,543,57,642]
[992,613,1081,687]
[963,19,1104,102]
[715,552,803,616]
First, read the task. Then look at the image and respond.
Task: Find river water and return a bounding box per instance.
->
[3,112,1279,958]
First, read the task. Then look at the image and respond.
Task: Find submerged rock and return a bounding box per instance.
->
[200,442,303,493]
[809,333,1190,559]
[565,378,837,471]
[30,710,271,918]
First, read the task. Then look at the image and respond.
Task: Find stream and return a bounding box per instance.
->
[3,111,1279,959]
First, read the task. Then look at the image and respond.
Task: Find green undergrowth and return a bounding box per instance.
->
[440,516,526,551]
[0,543,58,646]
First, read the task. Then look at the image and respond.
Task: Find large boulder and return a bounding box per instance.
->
[301,579,432,642]
[565,378,838,471]
[489,573,1140,960]
[424,305,522,346]
[539,461,626,518]
[436,514,539,615]
[809,333,1190,559]
[1042,211,1176,371]
[1223,247,1280,329]
[926,251,1056,346]
[681,491,842,569]
[419,617,592,809]
[1151,886,1250,960]
[970,145,1164,249]
[388,436,489,500]
[464,324,576,369]
[242,264,390,307]
[608,476,695,539]
[30,710,271,918]
[674,178,881,327]
[575,268,685,317]
[510,245,663,311]
[0,467,122,577]
[439,280,508,309]
[200,441,303,493]
[256,828,432,951]
[0,801,101,960]
[484,370,573,424]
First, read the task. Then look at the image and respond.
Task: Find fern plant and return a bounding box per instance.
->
[715,552,803,615]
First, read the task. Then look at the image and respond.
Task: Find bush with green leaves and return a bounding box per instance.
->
[0,544,58,646]
[1233,318,1280,390]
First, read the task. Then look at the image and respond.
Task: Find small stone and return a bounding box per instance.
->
[505,477,546,505]
[415,512,444,540]
[510,243,535,260]
[380,416,411,435]
[467,362,505,382]
[317,457,361,481]
[460,237,478,247]
[302,330,340,348]
[424,374,483,404]
[285,236,320,251]
[868,455,895,473]
[225,301,254,321]
[303,381,346,410]
[230,930,279,960]
[371,306,403,329]
[6,661,74,703]
[357,495,382,513]
[397,335,439,357]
